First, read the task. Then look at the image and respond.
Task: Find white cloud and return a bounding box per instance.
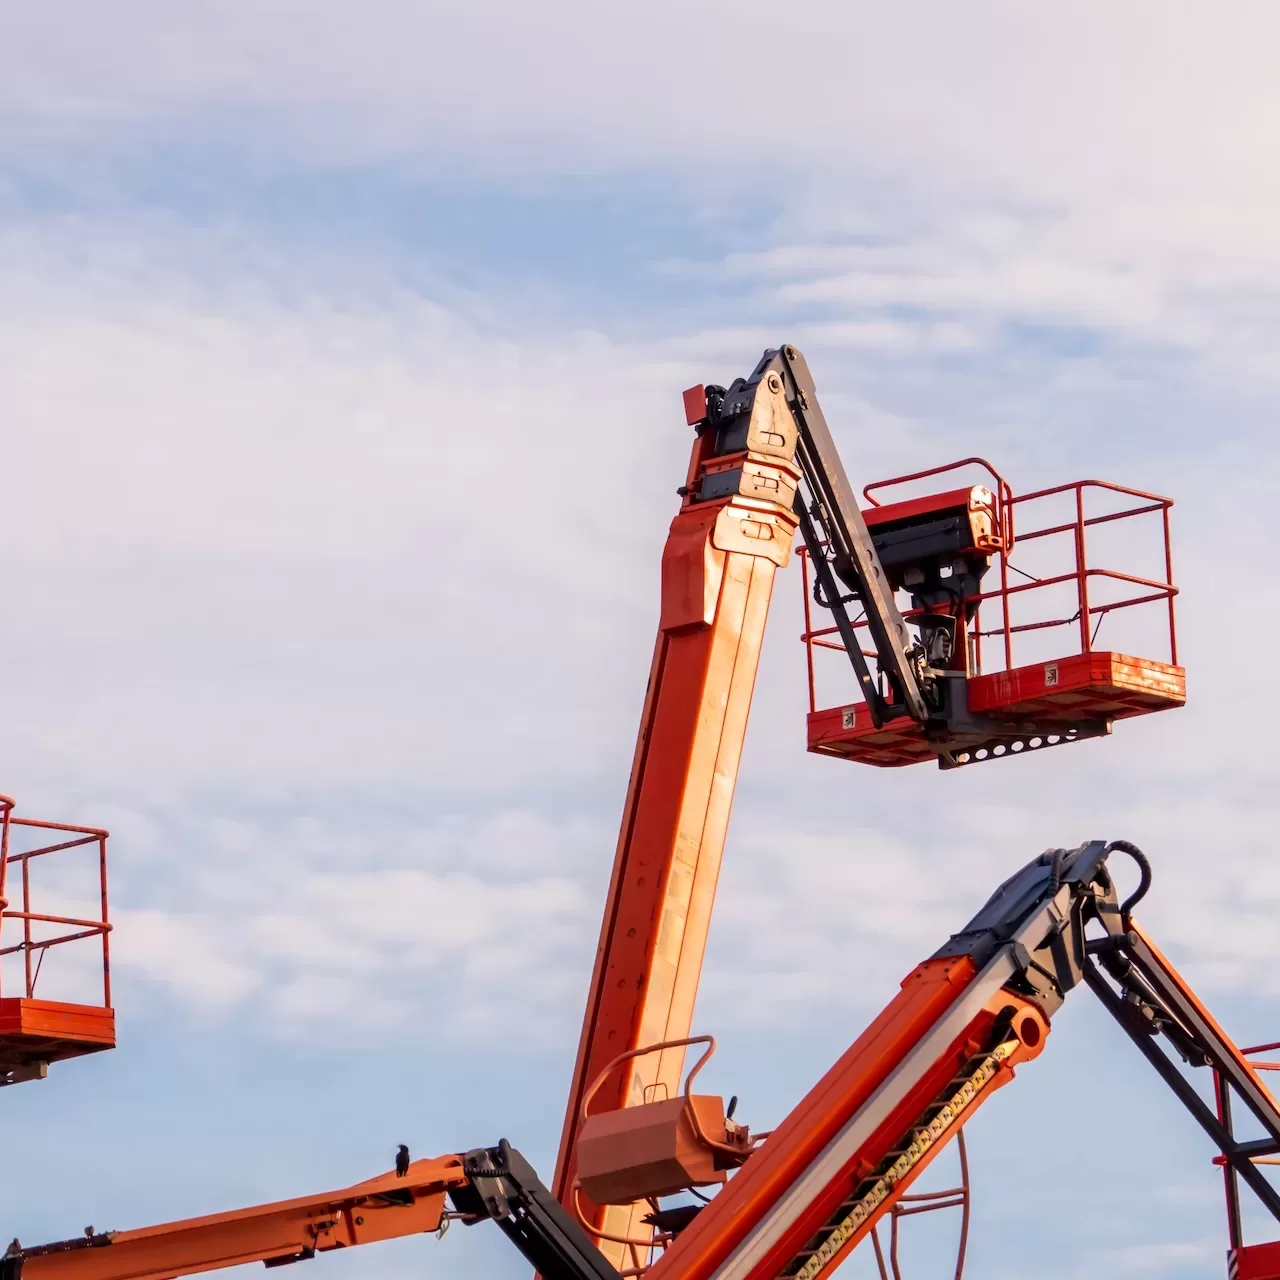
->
[1098,1237,1218,1274]
[97,805,601,1042]
[685,200,1280,389]
[2,4,1278,202]
[116,908,264,1008]
[0,217,698,799]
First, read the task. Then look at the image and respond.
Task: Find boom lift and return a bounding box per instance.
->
[552,347,1183,1262]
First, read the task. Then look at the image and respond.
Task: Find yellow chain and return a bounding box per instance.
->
[792,1040,1016,1280]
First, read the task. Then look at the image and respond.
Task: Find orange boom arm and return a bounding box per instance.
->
[3,1157,467,1280]
[550,367,803,1258]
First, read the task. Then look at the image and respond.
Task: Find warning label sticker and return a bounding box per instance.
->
[1045,663,1060,687]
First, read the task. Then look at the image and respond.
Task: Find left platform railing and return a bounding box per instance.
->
[0,796,111,1005]
[0,795,114,1082]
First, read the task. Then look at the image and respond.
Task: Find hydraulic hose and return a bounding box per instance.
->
[1105,839,1152,923]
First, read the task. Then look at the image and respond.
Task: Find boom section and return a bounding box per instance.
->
[550,347,920,1259]
[648,841,1122,1280]
[653,839,1280,1280]
[1,1145,618,1280]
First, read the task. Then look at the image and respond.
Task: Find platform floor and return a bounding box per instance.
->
[0,996,116,1076]
[807,651,1186,768]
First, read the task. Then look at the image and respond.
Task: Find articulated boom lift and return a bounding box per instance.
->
[551,346,1182,1264]
[11,347,1232,1280]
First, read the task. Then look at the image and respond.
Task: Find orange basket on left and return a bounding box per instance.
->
[0,795,113,1085]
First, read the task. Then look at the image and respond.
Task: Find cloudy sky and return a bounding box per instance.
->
[3,4,1280,1278]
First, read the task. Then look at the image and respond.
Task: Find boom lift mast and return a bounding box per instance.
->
[552,346,1182,1262]
[549,344,936,1258]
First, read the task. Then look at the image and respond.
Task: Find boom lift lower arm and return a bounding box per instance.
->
[644,841,1280,1280]
[0,1146,618,1280]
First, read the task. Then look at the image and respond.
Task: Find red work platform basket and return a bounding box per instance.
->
[0,796,113,1084]
[802,460,1185,768]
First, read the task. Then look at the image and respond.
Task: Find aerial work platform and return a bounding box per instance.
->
[800,461,1185,767]
[0,797,113,1084]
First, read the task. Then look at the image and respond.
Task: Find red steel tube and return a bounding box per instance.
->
[9,818,109,836]
[1016,477,1171,506]
[801,549,817,715]
[1163,507,1178,666]
[5,835,99,861]
[0,797,11,1000]
[100,833,112,1006]
[0,911,111,928]
[21,849,32,996]
[0,927,108,958]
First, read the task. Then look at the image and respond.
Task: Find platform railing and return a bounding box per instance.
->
[1214,1044,1280,1261]
[0,797,111,1007]
[800,466,1178,716]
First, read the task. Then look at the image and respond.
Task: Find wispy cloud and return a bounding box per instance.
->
[102,806,602,1040]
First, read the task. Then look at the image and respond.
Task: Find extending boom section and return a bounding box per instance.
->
[552,348,929,1259]
[645,841,1280,1280]
[646,842,1114,1280]
[1,1157,468,1280]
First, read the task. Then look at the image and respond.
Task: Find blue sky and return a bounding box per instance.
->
[3,5,1280,1278]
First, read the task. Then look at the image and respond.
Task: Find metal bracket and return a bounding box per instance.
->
[774,345,929,726]
[452,1142,622,1280]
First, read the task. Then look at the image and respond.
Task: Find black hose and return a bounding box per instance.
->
[1105,839,1152,922]
[1046,847,1068,896]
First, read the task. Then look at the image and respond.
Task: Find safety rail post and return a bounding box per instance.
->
[99,830,111,1007]
[1163,504,1178,666]
[971,599,982,677]
[1216,1068,1245,1253]
[999,538,1012,673]
[21,845,32,997]
[1074,484,1091,655]
[800,547,818,715]
[0,797,10,1000]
